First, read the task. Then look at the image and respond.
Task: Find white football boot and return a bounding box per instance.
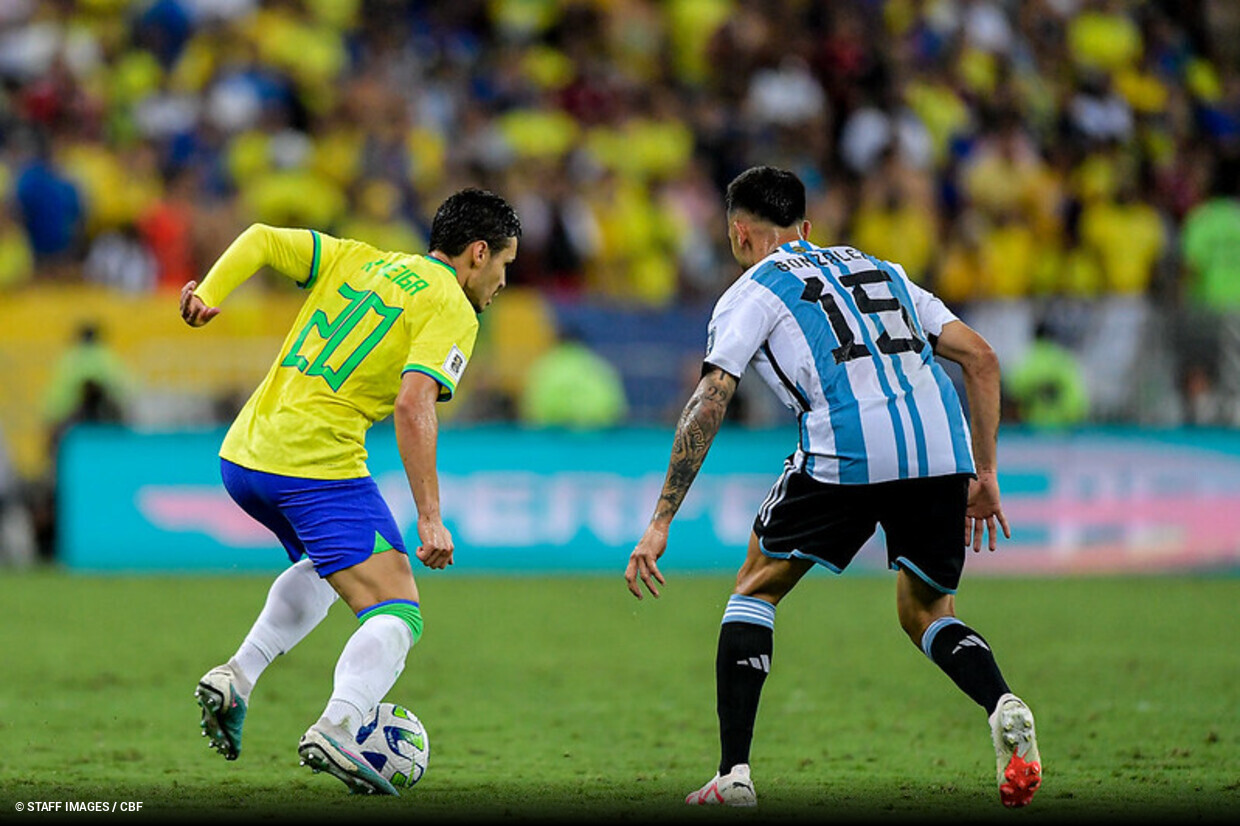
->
[195,665,247,760]
[685,763,757,807]
[989,693,1042,808]
[298,718,399,796]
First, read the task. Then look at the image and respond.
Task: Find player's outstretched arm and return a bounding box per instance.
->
[626,365,737,599]
[395,371,455,570]
[933,320,1010,551]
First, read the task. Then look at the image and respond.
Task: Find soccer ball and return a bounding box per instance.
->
[354,702,429,788]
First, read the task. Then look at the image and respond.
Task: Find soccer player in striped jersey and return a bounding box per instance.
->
[626,167,1040,809]
[180,188,519,795]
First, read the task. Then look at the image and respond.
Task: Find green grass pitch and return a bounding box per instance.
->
[0,569,1237,824]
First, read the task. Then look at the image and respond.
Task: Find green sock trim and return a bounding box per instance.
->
[357,599,423,645]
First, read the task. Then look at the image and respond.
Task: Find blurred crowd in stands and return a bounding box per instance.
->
[3,0,1240,442]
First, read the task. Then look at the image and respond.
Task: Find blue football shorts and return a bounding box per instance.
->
[220,458,408,578]
[754,459,972,594]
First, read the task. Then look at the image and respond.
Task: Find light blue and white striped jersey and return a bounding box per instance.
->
[705,240,974,485]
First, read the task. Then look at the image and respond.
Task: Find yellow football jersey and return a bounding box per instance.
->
[195,224,478,479]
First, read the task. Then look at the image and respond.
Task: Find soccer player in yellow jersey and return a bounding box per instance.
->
[179,188,520,795]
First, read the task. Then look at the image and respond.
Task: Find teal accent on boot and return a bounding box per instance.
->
[195,665,248,760]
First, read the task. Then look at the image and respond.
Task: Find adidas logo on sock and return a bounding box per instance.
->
[736,655,771,673]
[952,634,990,655]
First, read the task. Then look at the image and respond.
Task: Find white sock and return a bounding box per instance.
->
[229,559,338,700]
[322,614,413,736]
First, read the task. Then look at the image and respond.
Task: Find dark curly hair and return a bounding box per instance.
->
[428,188,522,257]
[724,166,806,227]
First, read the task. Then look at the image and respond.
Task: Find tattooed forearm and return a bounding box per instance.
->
[653,369,736,523]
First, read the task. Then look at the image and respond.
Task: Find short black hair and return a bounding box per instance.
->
[428,188,522,257]
[724,166,806,227]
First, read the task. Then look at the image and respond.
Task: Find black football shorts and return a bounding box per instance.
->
[753,459,972,593]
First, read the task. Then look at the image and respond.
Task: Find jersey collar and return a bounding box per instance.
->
[423,253,457,275]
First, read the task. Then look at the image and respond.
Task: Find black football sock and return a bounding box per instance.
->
[921,616,1010,714]
[716,595,776,775]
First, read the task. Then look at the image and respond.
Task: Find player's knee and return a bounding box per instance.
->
[896,569,953,643]
[899,604,957,652]
[358,599,424,646]
[897,595,940,644]
[734,555,806,604]
[898,610,928,645]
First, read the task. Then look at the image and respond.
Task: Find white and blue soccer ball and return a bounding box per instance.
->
[354,702,429,788]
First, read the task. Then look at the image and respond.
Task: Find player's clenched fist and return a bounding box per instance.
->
[415,515,455,570]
